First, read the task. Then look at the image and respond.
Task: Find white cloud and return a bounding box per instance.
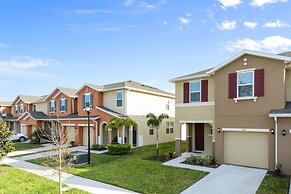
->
[218,0,242,8]
[0,57,59,71]
[178,17,190,24]
[217,20,236,30]
[226,35,291,52]
[138,0,167,10]
[163,21,168,25]
[243,21,258,29]
[263,20,290,28]
[186,13,192,17]
[124,0,136,6]
[250,0,288,7]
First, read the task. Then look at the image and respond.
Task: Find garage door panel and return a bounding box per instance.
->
[67,127,75,143]
[224,132,268,169]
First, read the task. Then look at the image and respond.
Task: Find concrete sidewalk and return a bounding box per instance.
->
[181,164,267,194]
[289,180,291,194]
[1,157,137,194]
[8,144,54,157]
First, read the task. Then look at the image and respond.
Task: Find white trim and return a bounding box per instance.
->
[20,124,26,126]
[222,128,270,132]
[236,68,256,73]
[17,111,30,121]
[175,138,181,140]
[62,124,75,127]
[212,140,215,142]
[169,74,210,83]
[176,101,215,107]
[41,117,100,121]
[75,84,103,95]
[269,113,291,117]
[179,120,214,124]
[53,91,61,100]
[189,81,201,103]
[23,114,31,121]
[95,106,125,118]
[233,96,258,103]
[78,124,94,127]
[237,70,255,99]
[274,117,278,169]
[208,49,291,74]
[116,90,124,108]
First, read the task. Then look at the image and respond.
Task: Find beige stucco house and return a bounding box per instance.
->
[170,50,291,175]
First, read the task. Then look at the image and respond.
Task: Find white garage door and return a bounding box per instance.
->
[83,127,94,146]
[67,127,75,143]
[224,131,268,169]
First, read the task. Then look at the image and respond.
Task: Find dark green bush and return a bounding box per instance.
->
[91,144,107,151]
[108,144,131,155]
[185,155,215,166]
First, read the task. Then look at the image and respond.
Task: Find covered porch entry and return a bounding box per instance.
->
[176,121,214,156]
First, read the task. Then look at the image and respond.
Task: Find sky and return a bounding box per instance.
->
[1,0,291,101]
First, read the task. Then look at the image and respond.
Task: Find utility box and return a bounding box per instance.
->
[69,153,88,164]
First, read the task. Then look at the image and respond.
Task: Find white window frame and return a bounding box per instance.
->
[116,91,123,108]
[166,122,174,134]
[15,105,18,114]
[237,70,254,98]
[60,98,66,112]
[84,93,92,107]
[149,128,154,135]
[189,81,201,102]
[50,100,56,112]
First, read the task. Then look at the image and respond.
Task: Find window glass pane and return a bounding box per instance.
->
[116,92,123,99]
[117,100,122,107]
[238,72,253,85]
[190,82,200,92]
[61,99,65,106]
[190,92,200,102]
[238,85,253,97]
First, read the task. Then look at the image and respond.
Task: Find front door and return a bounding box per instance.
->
[195,123,204,151]
[133,126,137,146]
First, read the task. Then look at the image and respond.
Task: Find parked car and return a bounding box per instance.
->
[9,132,27,142]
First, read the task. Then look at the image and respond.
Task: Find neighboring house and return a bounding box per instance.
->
[3,81,175,148]
[0,101,12,127]
[170,50,291,175]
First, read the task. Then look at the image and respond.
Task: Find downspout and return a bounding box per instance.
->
[274,116,278,169]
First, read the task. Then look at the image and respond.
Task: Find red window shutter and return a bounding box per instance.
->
[183,82,189,103]
[229,73,237,99]
[255,69,264,97]
[201,80,208,102]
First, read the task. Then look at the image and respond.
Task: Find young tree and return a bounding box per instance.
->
[39,121,73,194]
[146,113,169,160]
[0,122,15,160]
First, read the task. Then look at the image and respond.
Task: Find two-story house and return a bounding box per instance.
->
[6,81,175,148]
[170,50,291,175]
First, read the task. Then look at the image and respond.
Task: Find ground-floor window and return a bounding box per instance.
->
[166,122,174,134]
[149,128,154,135]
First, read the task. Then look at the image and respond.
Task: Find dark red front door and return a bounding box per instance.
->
[195,123,204,151]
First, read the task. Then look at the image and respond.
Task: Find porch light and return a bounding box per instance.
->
[217,128,221,133]
[270,129,274,135]
[282,129,286,136]
[2,112,7,118]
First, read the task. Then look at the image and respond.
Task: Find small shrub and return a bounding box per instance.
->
[30,131,40,144]
[169,151,174,159]
[91,144,107,151]
[185,155,215,166]
[70,141,76,147]
[108,144,131,155]
[275,163,282,176]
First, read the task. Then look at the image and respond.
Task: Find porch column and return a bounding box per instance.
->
[186,124,192,152]
[75,126,83,146]
[27,125,32,138]
[129,126,133,148]
[108,128,112,144]
[122,126,125,144]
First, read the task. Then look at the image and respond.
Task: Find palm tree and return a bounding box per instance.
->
[146,113,169,160]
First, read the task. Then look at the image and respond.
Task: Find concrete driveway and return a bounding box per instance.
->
[181,164,267,194]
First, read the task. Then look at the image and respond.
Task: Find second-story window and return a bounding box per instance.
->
[50,100,56,112]
[190,81,201,102]
[83,93,93,108]
[33,104,37,112]
[166,101,170,110]
[20,104,24,113]
[116,91,123,107]
[60,98,67,112]
[15,105,18,114]
[237,71,254,98]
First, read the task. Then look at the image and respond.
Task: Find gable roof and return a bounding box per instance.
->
[96,106,128,118]
[170,50,291,82]
[12,95,45,105]
[45,87,77,101]
[76,80,174,98]
[0,101,12,106]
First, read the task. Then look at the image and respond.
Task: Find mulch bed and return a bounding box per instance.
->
[182,161,220,168]
[143,155,177,163]
[267,171,291,178]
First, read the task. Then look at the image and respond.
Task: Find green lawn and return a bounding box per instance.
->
[0,165,89,194]
[13,143,43,151]
[257,175,290,194]
[29,141,207,194]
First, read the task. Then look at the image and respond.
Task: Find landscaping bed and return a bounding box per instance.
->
[143,154,177,163]
[29,141,207,194]
[182,155,219,168]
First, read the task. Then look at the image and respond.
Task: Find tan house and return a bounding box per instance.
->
[170,50,291,175]
[3,81,175,148]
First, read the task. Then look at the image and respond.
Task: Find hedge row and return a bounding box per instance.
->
[108,144,131,155]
